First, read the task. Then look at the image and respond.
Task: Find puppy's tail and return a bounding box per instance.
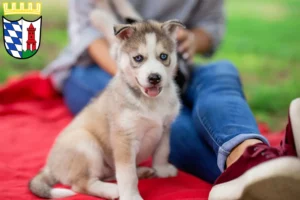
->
[29,169,76,199]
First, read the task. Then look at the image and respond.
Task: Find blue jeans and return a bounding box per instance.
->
[62,60,268,183]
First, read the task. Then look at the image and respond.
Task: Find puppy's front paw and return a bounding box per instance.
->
[153,163,178,178]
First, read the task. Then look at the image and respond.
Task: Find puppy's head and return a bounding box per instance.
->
[114,20,185,98]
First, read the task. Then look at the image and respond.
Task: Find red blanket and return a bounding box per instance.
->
[0,73,283,200]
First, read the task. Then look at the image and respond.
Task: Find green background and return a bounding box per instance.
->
[1,0,300,130]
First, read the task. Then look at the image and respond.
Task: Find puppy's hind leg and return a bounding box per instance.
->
[71,130,119,199]
[87,179,119,199]
[73,178,119,200]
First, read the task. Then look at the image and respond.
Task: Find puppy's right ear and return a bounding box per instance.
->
[162,19,185,39]
[113,24,135,40]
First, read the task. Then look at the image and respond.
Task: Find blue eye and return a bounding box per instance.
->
[133,55,144,62]
[160,53,168,61]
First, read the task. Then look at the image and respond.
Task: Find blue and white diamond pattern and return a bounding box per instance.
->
[3,18,23,58]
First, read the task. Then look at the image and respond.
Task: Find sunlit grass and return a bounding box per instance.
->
[196,0,300,129]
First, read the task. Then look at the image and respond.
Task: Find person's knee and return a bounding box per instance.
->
[194,60,240,79]
[189,60,244,101]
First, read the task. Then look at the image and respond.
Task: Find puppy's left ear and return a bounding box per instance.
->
[114,24,136,40]
[162,19,186,38]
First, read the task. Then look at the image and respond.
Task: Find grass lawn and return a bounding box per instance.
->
[1,0,300,130]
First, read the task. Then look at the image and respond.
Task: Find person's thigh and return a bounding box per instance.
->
[62,65,112,115]
[183,60,246,106]
[169,105,221,184]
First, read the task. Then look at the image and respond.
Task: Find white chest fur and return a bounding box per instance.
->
[134,96,179,164]
[134,112,164,164]
[114,82,180,165]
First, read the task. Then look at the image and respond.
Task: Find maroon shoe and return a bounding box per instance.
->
[209,143,300,200]
[281,98,300,156]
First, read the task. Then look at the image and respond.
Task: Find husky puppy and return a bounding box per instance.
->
[92,0,192,94]
[29,18,184,200]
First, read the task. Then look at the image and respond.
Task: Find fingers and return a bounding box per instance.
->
[177,31,196,61]
[177,30,190,58]
[178,39,190,55]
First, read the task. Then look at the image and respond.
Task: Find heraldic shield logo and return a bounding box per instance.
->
[2,2,42,59]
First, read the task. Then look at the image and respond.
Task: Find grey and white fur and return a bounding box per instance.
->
[29,1,184,200]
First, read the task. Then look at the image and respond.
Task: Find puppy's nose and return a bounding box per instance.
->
[148,73,161,85]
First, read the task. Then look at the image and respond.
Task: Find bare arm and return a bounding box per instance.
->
[177,27,213,61]
[88,38,118,76]
[181,0,225,58]
[67,0,118,76]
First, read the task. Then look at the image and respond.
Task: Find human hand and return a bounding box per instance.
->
[176,28,196,62]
